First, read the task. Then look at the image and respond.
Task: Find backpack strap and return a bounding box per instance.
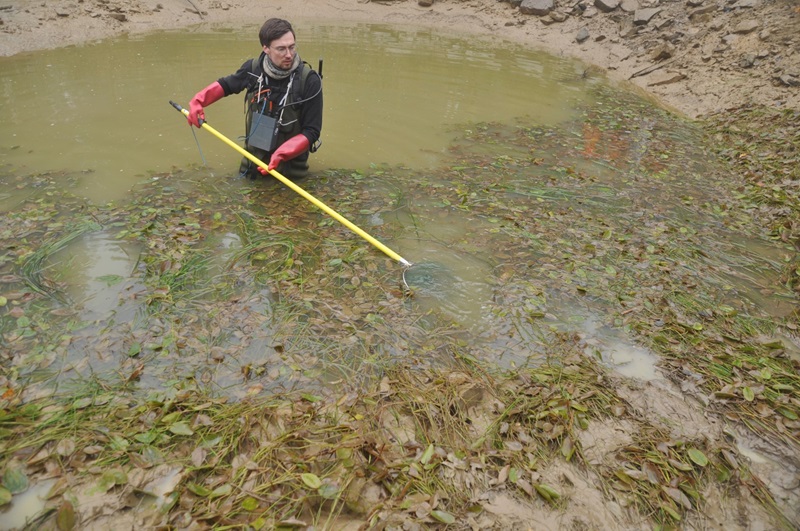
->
[295,61,313,100]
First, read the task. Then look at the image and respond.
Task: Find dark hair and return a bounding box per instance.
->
[259,18,295,47]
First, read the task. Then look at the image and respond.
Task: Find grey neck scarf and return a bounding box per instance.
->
[263,53,301,80]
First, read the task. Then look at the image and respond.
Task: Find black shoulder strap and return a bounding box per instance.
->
[295,61,313,98]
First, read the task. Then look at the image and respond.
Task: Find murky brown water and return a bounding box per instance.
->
[1,478,56,529]
[0,23,589,203]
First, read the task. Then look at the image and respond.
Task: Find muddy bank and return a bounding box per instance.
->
[0,0,798,118]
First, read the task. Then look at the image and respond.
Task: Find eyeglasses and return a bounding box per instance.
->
[270,44,296,56]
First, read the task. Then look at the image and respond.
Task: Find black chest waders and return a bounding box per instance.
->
[240,61,312,179]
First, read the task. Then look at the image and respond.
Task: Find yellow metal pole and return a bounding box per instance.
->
[170,101,411,267]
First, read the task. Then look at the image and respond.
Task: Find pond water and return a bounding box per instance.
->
[0,22,794,401]
[0,23,587,202]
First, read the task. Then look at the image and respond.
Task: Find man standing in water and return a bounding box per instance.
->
[187,18,322,179]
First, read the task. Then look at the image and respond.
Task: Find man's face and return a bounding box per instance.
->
[264,31,296,70]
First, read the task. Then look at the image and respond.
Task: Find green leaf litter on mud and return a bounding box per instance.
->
[431,510,456,524]
[420,443,435,465]
[687,448,709,467]
[742,386,755,402]
[535,484,561,504]
[56,500,77,530]
[96,469,127,493]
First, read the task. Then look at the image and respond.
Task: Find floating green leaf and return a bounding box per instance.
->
[73,397,92,409]
[97,274,124,286]
[301,473,322,490]
[186,483,212,497]
[160,411,182,425]
[109,435,130,451]
[210,484,232,498]
[128,342,142,357]
[168,422,194,436]
[300,393,322,403]
[134,431,158,444]
[2,465,28,494]
[241,497,259,511]
[318,483,339,500]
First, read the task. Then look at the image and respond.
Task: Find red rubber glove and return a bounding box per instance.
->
[258,134,311,174]
[187,82,225,127]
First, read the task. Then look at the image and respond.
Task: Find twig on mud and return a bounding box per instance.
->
[184,0,204,19]
[630,58,675,79]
